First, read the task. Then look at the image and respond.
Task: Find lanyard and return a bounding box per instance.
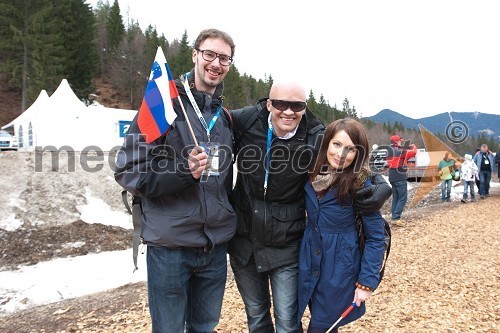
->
[182,73,222,141]
[264,123,274,196]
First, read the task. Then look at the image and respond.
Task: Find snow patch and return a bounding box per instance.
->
[8,198,27,212]
[0,249,147,314]
[0,214,22,231]
[77,188,131,229]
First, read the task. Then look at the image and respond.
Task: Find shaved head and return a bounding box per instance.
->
[267,80,307,137]
[269,81,306,102]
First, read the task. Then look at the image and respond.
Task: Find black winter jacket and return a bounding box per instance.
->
[114,70,236,250]
[228,100,325,272]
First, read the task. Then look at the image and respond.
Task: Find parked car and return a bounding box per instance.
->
[369,144,388,172]
[0,130,18,150]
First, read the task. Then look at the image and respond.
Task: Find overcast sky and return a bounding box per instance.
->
[87,0,500,118]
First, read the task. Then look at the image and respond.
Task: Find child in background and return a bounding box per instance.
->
[460,153,478,203]
[438,152,456,202]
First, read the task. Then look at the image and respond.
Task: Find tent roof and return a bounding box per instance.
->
[49,79,85,110]
[1,90,49,129]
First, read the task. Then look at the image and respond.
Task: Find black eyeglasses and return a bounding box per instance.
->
[270,99,307,112]
[196,49,233,66]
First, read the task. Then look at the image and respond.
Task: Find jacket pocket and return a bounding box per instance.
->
[338,233,359,278]
[142,193,197,217]
[265,204,306,247]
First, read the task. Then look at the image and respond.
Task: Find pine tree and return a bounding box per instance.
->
[253,74,271,100]
[29,0,65,100]
[316,94,332,124]
[222,66,245,109]
[145,25,168,63]
[307,90,318,117]
[55,0,97,100]
[342,97,357,119]
[94,0,111,79]
[0,0,62,110]
[240,74,257,104]
[107,0,125,53]
[0,0,24,91]
[170,31,192,77]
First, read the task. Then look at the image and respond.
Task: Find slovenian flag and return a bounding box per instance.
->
[137,46,178,143]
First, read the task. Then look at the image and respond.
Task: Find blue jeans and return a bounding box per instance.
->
[230,256,302,333]
[478,170,491,196]
[390,180,408,220]
[463,181,475,200]
[441,179,453,201]
[147,243,228,333]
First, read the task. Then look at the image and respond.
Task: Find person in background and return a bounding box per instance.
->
[297,118,387,333]
[473,144,495,198]
[386,135,417,226]
[495,150,500,180]
[228,81,391,332]
[115,29,237,332]
[437,152,456,203]
[474,148,481,191]
[460,153,478,203]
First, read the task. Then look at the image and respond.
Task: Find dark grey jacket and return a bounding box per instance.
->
[228,100,325,272]
[114,70,236,250]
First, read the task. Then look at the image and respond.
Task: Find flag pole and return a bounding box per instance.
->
[326,302,357,333]
[176,95,198,146]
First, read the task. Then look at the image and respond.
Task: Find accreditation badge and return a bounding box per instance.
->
[200,141,220,176]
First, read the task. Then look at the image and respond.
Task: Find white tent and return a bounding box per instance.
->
[83,104,138,150]
[2,89,50,149]
[34,79,87,150]
[2,79,137,151]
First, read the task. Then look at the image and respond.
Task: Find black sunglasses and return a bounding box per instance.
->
[270,99,307,112]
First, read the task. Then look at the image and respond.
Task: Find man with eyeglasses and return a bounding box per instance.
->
[228,81,391,332]
[115,28,236,333]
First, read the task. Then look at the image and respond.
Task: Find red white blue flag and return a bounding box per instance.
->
[137,47,179,143]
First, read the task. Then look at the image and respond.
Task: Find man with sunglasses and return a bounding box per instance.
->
[115,29,236,333]
[228,81,391,332]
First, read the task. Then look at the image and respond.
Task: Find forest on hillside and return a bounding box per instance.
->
[0,0,355,124]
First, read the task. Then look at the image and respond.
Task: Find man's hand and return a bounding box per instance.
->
[188,146,208,180]
[353,174,392,214]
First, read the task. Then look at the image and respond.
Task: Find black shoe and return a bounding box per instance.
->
[461,199,466,203]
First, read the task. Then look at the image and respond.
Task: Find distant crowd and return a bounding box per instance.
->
[383,136,498,227]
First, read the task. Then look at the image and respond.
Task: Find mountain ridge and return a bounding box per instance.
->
[365,109,499,140]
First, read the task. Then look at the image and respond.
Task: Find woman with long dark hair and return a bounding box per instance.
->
[298,118,386,332]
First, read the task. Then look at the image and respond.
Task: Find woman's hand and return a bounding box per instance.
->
[353,288,373,307]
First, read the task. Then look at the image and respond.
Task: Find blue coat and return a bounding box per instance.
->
[298,180,386,329]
